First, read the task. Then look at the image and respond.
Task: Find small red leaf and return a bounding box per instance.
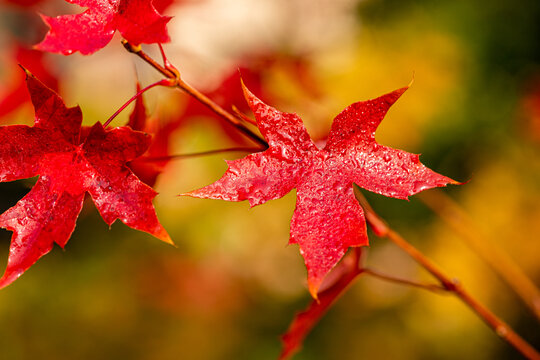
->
[187,83,458,297]
[0,70,170,288]
[37,0,171,55]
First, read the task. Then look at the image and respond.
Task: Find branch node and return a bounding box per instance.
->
[496,325,509,338]
[442,277,461,292]
[122,39,141,54]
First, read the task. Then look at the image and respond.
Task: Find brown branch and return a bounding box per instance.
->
[418,189,540,321]
[121,40,268,149]
[355,190,540,360]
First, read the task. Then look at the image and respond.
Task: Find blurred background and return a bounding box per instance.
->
[0,0,539,359]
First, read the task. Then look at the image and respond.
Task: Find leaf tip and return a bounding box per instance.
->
[18,64,32,78]
[0,269,22,290]
[178,190,199,198]
[240,77,249,97]
[408,72,415,88]
[158,230,175,246]
[450,178,468,186]
[307,280,321,301]
[146,221,174,245]
[240,78,258,106]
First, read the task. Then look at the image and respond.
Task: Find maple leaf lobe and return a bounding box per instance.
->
[115,0,172,45]
[241,82,316,153]
[325,86,409,150]
[187,82,458,298]
[0,70,170,289]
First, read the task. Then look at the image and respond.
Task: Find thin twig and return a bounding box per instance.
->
[176,77,268,147]
[362,268,446,293]
[418,190,540,321]
[136,146,262,162]
[355,190,540,360]
[121,40,268,148]
[232,105,257,125]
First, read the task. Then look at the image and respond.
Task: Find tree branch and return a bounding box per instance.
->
[418,189,540,321]
[121,40,268,149]
[355,190,540,360]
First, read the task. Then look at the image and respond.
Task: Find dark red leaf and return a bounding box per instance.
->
[187,83,459,297]
[37,0,171,55]
[0,70,170,288]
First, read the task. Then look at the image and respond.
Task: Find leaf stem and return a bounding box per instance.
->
[355,190,540,360]
[104,78,171,128]
[121,40,268,148]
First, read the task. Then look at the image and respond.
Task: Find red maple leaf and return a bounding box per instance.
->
[186,83,459,297]
[37,0,171,55]
[0,70,171,288]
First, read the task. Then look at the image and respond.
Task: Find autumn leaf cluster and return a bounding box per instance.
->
[0,0,458,298]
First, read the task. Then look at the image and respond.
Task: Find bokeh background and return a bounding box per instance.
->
[0,0,539,359]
